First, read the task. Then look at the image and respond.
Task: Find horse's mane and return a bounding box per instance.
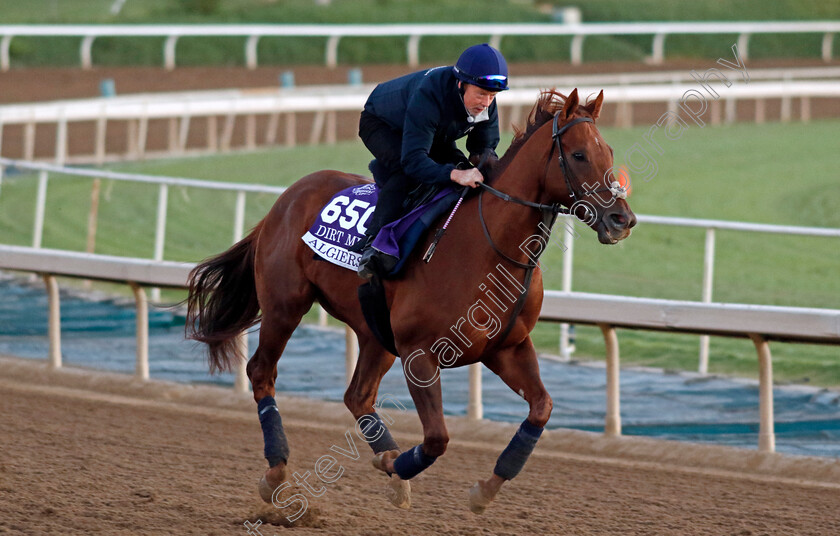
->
[490,89,568,179]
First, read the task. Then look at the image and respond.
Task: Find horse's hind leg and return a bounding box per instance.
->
[342,335,411,508]
[248,285,315,504]
[343,334,400,454]
[469,337,552,514]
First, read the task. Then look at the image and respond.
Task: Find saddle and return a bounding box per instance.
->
[357,153,499,355]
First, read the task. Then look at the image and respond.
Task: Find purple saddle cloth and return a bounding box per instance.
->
[302,182,458,273]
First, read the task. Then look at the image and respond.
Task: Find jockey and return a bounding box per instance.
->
[354,43,509,278]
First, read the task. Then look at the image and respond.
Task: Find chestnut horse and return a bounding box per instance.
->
[185,88,636,514]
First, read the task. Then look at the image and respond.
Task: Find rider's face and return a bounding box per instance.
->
[461,83,499,118]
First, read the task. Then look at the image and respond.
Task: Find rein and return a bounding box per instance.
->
[477,114,597,268]
[477,112,619,345]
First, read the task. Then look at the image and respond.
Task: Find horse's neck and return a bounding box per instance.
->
[492,136,550,206]
[465,133,551,264]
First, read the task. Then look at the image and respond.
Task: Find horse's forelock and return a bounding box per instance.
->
[495,89,568,178]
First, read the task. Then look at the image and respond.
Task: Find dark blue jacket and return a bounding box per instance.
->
[363,66,500,185]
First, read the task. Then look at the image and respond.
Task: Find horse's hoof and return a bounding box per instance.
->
[468,481,494,515]
[386,474,411,509]
[371,449,400,475]
[258,465,288,504]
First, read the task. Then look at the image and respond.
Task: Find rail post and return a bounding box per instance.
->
[234,333,249,393]
[570,34,585,65]
[164,35,179,71]
[33,171,49,249]
[80,35,96,70]
[823,33,835,62]
[131,283,150,381]
[467,363,483,420]
[232,191,250,393]
[407,34,421,67]
[749,333,776,452]
[559,218,575,359]
[151,184,169,302]
[246,34,260,69]
[43,274,62,369]
[737,33,750,62]
[55,114,68,165]
[599,323,621,436]
[698,227,716,374]
[326,35,341,68]
[651,33,666,64]
[0,34,12,71]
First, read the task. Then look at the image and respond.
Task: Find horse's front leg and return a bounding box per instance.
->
[470,337,552,514]
[372,348,448,489]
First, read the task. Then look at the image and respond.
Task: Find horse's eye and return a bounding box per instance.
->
[572,152,586,162]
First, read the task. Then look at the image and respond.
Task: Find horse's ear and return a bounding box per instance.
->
[584,90,604,121]
[561,88,580,121]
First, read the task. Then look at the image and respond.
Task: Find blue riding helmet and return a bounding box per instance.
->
[453,43,509,92]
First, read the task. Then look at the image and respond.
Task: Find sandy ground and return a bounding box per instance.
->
[2,356,840,536]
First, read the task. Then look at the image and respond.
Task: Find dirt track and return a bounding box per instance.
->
[2,356,840,536]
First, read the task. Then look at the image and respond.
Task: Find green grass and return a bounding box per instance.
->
[1,119,839,385]
[2,0,839,67]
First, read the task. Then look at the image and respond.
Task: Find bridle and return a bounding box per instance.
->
[550,115,615,204]
[476,110,627,343]
[479,113,626,220]
[478,111,627,266]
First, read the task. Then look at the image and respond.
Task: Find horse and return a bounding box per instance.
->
[185,88,636,515]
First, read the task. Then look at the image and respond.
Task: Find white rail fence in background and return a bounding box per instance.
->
[1,80,837,164]
[3,157,840,372]
[2,22,840,71]
[633,215,840,373]
[2,243,839,453]
[516,65,840,87]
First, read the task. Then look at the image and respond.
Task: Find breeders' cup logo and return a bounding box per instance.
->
[352,183,377,196]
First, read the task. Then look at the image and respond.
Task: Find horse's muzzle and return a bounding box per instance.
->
[597,206,637,244]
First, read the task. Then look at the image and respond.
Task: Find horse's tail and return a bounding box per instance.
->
[185,222,263,374]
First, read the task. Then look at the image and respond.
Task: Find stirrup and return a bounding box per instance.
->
[357,247,383,279]
[357,248,399,280]
[348,234,373,253]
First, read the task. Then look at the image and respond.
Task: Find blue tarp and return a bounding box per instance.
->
[1,276,839,457]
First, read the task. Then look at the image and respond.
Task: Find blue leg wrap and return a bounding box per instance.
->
[258,396,290,467]
[493,419,544,480]
[393,444,437,480]
[357,412,400,454]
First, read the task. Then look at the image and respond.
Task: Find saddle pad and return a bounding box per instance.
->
[301,183,378,271]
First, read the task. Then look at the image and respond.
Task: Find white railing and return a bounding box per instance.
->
[626,215,840,373]
[2,22,840,71]
[2,243,839,453]
[2,79,836,164]
[3,156,840,372]
[539,291,840,452]
[515,65,840,88]
[0,158,287,271]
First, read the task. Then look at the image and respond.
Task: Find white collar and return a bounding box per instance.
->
[466,107,490,124]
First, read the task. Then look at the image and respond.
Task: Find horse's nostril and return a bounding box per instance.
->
[610,213,627,227]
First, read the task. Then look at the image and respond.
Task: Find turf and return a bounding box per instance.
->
[1,116,838,385]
